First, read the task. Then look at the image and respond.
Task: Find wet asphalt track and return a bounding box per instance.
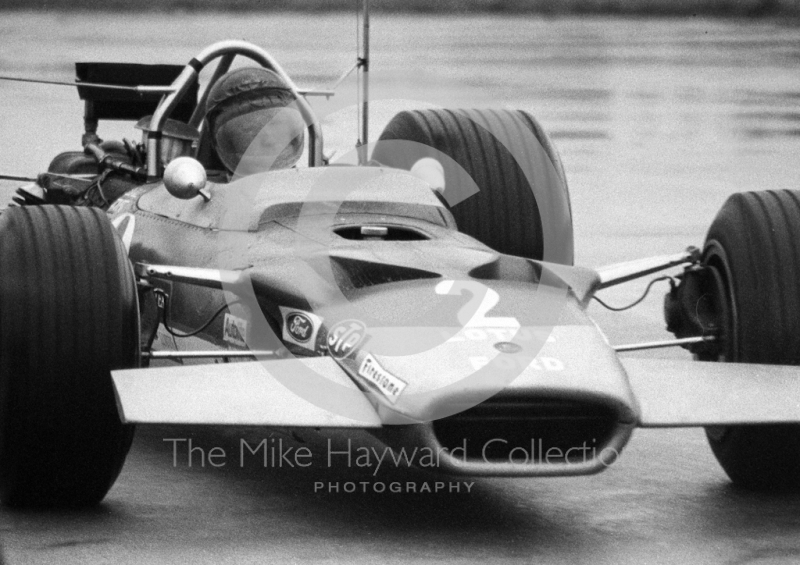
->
[1,12,800,564]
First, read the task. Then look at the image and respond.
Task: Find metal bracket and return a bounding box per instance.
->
[135,262,249,291]
[614,335,717,353]
[143,350,281,360]
[596,246,701,290]
[663,262,727,357]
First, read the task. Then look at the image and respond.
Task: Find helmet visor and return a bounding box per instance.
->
[211,102,306,175]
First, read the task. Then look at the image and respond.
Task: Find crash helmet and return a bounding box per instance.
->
[204,67,306,176]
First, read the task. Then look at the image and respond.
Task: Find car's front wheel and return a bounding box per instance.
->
[702,189,800,490]
[0,205,140,507]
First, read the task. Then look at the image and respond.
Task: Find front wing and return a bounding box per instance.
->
[112,358,382,428]
[624,358,800,427]
[112,356,800,428]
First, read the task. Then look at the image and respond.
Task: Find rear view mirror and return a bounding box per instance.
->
[163,157,210,202]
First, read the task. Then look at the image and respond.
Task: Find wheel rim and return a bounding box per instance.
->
[702,240,738,443]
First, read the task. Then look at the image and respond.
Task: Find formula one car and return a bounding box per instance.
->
[1,26,800,508]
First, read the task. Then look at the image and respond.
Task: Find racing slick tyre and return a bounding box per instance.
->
[372,108,573,265]
[0,205,139,507]
[702,190,800,491]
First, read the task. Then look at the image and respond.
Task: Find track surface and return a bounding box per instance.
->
[1,13,799,565]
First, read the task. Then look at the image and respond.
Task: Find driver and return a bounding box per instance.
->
[204,67,306,178]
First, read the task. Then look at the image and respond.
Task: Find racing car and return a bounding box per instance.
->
[1,19,799,508]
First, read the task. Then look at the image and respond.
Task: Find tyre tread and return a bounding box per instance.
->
[0,205,138,507]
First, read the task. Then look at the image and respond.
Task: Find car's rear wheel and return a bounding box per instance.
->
[0,205,139,507]
[702,189,800,490]
[372,108,573,264]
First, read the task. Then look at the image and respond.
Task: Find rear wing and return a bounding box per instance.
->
[75,62,198,145]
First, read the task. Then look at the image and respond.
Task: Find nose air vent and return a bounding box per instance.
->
[330,256,440,290]
[432,397,618,464]
[334,225,429,241]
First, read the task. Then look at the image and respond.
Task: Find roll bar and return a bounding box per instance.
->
[145,40,324,178]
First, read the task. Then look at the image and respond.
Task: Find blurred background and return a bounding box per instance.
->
[1,0,800,15]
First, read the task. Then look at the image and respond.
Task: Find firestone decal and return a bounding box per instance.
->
[280,307,323,352]
[357,354,407,404]
[326,319,367,359]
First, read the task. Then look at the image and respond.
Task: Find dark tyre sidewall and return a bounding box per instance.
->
[702,190,800,491]
[372,108,573,265]
[0,205,139,507]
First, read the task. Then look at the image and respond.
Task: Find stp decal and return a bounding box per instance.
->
[326,319,367,360]
[279,307,323,352]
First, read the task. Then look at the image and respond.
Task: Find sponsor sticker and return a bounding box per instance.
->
[287,312,313,343]
[357,354,408,404]
[326,319,367,359]
[280,307,323,352]
[223,313,248,347]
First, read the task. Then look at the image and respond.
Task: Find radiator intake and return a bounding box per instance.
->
[432,397,619,464]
